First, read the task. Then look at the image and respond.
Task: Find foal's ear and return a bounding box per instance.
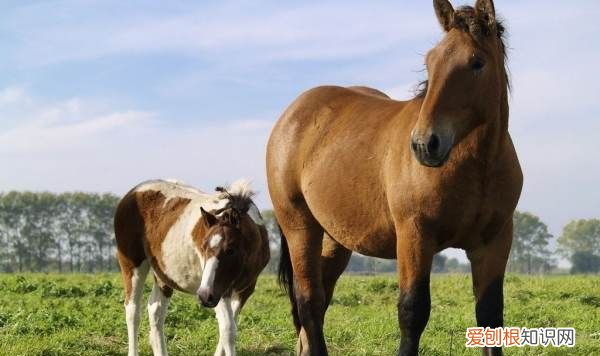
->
[433,0,454,32]
[201,207,218,227]
[475,0,496,28]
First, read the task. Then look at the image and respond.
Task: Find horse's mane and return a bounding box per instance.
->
[415,5,509,98]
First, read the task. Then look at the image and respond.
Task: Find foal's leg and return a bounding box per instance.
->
[214,297,236,356]
[147,279,172,356]
[231,280,257,320]
[467,222,512,356]
[396,222,434,356]
[121,259,150,356]
[212,281,259,356]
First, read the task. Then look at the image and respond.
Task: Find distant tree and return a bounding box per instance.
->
[510,211,555,274]
[259,209,282,273]
[0,191,119,273]
[558,219,600,274]
[432,254,447,273]
[346,254,395,274]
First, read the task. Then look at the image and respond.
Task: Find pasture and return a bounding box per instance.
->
[0,273,598,355]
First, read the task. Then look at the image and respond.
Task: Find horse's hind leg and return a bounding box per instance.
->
[119,257,150,356]
[467,221,512,356]
[282,221,327,356]
[148,277,172,356]
[293,234,350,355]
[321,233,351,309]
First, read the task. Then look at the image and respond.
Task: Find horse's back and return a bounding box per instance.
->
[347,85,391,99]
[267,85,406,174]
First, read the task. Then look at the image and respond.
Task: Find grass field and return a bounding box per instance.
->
[0,273,598,355]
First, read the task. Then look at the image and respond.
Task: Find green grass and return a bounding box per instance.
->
[0,273,598,355]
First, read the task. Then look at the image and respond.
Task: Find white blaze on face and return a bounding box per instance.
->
[209,234,223,249]
[200,256,219,291]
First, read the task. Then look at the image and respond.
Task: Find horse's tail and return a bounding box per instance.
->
[277,224,294,298]
[277,223,301,331]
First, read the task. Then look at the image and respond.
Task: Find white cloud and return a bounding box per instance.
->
[0,87,30,105]
[385,83,421,101]
[5,1,436,66]
[0,91,155,154]
[0,87,273,208]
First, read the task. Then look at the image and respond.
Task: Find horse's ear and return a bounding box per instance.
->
[201,207,218,228]
[475,0,496,29]
[433,0,454,32]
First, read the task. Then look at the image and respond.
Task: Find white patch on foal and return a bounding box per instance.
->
[160,200,205,293]
[209,234,223,249]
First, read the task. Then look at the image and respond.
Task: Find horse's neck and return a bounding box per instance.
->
[485,84,510,163]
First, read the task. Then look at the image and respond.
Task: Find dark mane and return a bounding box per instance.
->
[415,5,509,98]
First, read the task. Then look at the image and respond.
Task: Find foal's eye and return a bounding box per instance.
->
[470,56,485,71]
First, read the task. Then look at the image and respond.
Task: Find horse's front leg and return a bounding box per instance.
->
[214,297,236,356]
[396,221,434,356]
[467,220,512,356]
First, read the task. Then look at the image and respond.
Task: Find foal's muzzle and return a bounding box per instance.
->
[410,132,452,167]
[197,287,219,308]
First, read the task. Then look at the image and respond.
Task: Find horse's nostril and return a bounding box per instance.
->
[427,134,440,154]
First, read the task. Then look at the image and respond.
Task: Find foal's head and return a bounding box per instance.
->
[196,207,251,308]
[411,0,508,167]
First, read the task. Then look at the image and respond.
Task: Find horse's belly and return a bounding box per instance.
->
[341,233,397,259]
[313,209,397,259]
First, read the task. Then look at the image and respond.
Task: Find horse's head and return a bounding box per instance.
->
[411,0,507,167]
[196,207,248,308]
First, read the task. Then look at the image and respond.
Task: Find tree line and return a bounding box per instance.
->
[0,191,599,274]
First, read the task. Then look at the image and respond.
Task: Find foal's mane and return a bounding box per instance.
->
[214,179,257,226]
[416,5,509,98]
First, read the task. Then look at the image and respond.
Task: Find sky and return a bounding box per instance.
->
[1,0,599,262]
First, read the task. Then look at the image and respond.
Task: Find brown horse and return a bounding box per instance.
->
[266,0,522,355]
[114,179,270,356]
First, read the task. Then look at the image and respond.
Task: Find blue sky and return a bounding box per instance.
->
[1,0,599,260]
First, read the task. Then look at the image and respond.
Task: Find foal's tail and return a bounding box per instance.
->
[277,224,294,300]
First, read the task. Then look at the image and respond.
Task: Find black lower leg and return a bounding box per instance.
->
[296,294,328,356]
[476,277,504,356]
[398,278,431,356]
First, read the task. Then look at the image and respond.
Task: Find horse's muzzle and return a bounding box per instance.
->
[410,132,452,167]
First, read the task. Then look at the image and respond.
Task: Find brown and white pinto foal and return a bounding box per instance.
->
[114,179,270,356]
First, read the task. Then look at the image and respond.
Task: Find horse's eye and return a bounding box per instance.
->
[470,56,485,71]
